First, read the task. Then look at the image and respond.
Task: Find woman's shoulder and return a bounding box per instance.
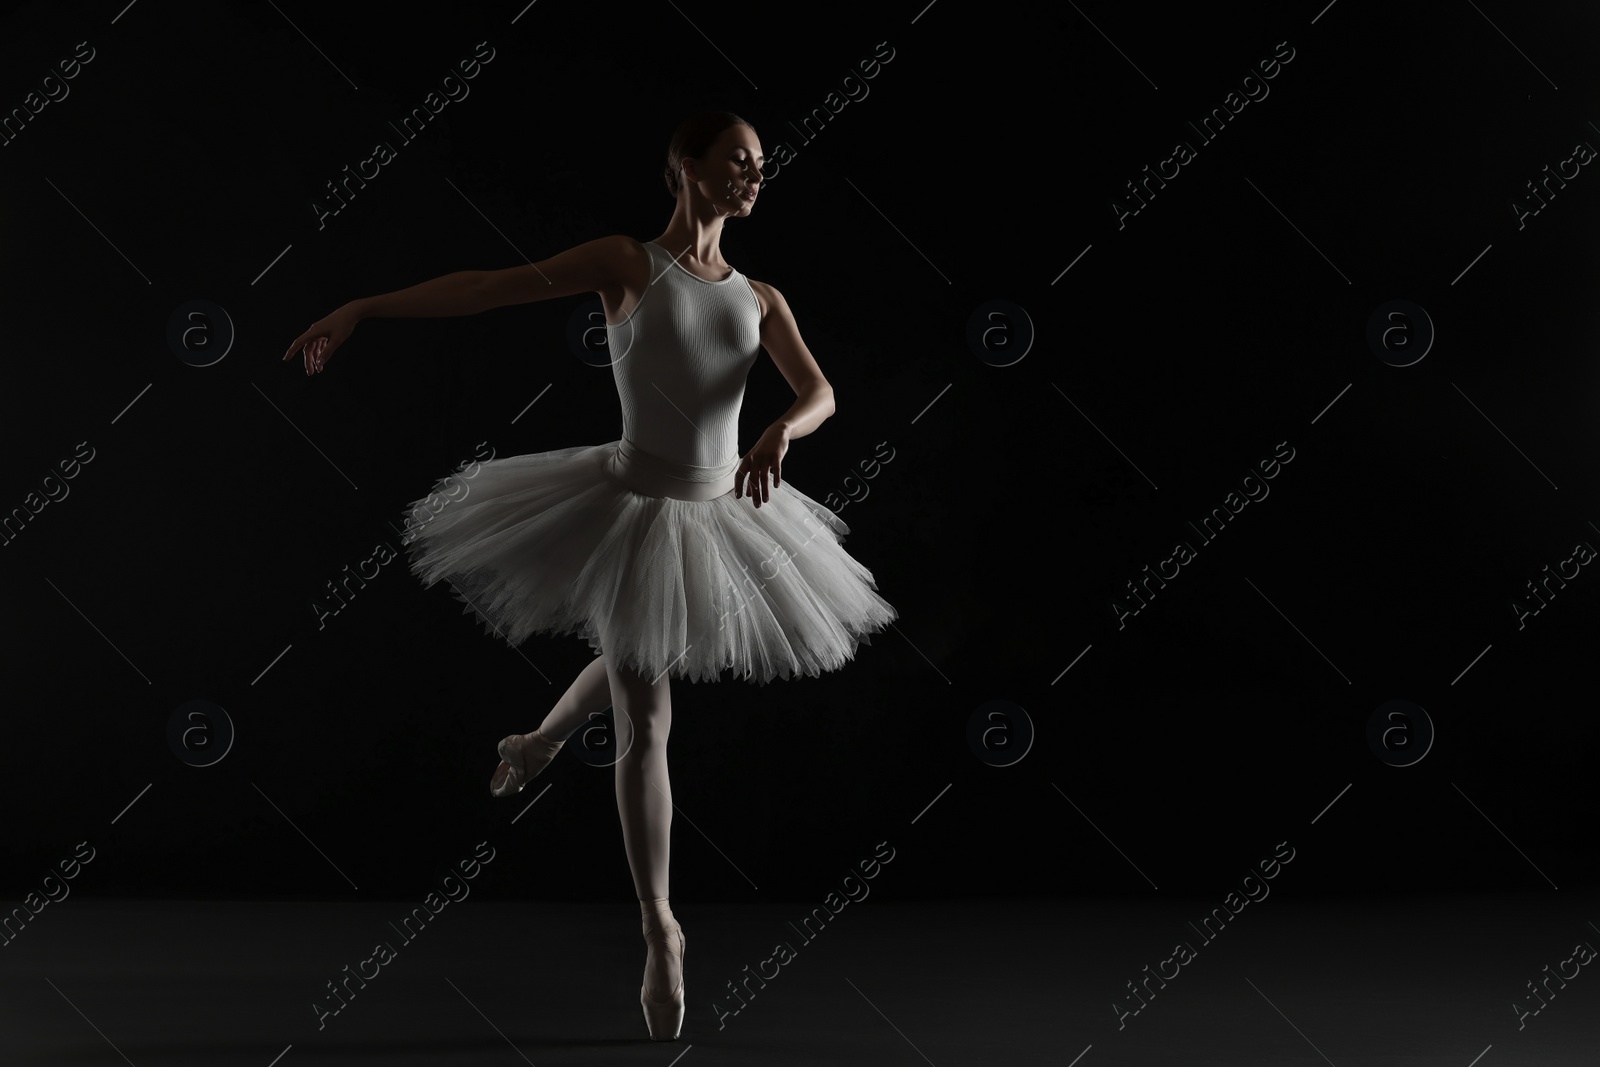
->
[596,233,653,262]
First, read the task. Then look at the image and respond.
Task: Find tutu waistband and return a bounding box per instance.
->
[602,437,739,500]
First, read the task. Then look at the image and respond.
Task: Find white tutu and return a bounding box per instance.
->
[399,437,898,685]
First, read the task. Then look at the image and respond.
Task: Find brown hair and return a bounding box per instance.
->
[663,111,753,196]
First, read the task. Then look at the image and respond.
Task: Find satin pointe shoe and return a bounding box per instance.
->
[640,898,686,1040]
[489,728,565,797]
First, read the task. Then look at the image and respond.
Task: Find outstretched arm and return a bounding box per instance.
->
[283,235,637,374]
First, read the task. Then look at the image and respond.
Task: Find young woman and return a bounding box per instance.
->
[282,111,897,1041]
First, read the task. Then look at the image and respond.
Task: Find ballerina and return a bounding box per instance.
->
[282,110,897,1041]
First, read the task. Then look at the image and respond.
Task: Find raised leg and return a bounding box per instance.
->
[534,653,613,742]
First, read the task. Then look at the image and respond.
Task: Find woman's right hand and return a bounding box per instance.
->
[283,302,363,376]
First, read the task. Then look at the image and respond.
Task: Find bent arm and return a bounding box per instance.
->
[774,387,835,439]
[354,235,634,320]
[752,281,836,439]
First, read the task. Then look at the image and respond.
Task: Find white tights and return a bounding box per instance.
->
[535,653,673,902]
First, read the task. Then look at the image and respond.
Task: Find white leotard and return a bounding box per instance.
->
[605,240,763,469]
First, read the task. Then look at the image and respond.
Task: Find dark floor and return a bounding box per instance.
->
[1,894,1597,1065]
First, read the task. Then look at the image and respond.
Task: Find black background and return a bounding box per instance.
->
[2,0,1596,915]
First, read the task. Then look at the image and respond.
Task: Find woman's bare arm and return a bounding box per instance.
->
[359,235,634,318]
[748,279,836,439]
[283,236,637,374]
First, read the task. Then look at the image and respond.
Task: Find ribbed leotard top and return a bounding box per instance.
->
[604,240,763,469]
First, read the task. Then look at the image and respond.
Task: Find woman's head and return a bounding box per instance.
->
[663,111,763,214]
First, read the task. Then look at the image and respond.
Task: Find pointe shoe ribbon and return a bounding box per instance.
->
[489,728,564,797]
[640,900,686,1041]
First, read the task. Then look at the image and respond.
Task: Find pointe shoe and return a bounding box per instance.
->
[489,728,564,797]
[640,900,686,1041]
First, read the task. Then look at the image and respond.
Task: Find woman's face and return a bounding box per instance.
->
[693,124,764,216]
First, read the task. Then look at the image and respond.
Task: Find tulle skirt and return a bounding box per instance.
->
[399,437,898,684]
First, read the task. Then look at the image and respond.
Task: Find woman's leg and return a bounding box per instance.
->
[606,656,681,999]
[532,653,612,741]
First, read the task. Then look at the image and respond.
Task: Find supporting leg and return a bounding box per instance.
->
[607,655,681,1003]
[609,656,673,899]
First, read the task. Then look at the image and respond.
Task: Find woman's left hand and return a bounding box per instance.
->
[736,424,790,508]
